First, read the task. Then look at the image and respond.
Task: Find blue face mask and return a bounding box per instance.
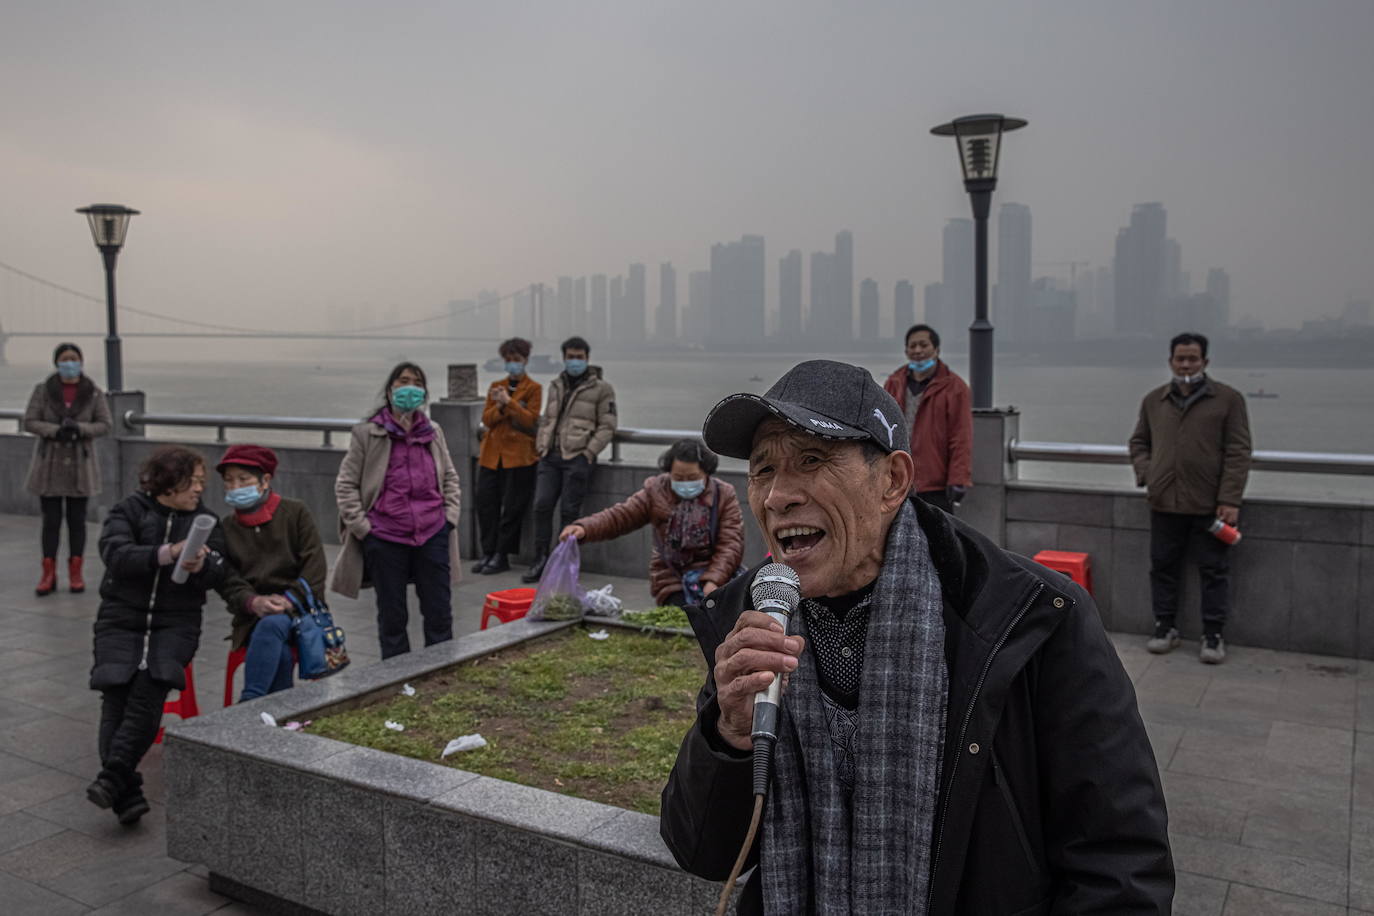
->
[505,361,525,377]
[224,484,264,510]
[390,385,426,411]
[908,358,936,373]
[671,479,706,500]
[564,358,588,377]
[56,360,82,381]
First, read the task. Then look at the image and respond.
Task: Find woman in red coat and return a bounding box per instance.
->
[883,323,973,512]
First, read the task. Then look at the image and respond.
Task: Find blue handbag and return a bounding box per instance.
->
[286,577,349,679]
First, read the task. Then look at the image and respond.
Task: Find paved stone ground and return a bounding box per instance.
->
[0,511,1370,914]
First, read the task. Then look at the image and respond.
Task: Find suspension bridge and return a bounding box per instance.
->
[0,259,517,365]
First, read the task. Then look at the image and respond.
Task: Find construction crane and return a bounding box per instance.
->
[1033,260,1092,286]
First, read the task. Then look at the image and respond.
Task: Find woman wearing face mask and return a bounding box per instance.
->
[88,446,228,824]
[560,439,743,608]
[331,363,462,659]
[24,342,113,596]
[214,445,327,700]
[473,338,542,575]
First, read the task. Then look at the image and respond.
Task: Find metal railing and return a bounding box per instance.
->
[1010,440,1374,476]
[5,405,1371,475]
[607,427,701,462]
[124,411,357,447]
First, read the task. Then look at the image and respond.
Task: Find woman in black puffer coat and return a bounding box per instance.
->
[88,445,230,825]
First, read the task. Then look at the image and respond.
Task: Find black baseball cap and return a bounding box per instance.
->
[702,360,909,460]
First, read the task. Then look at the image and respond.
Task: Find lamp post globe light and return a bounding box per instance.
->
[75,203,140,393]
[930,114,1027,409]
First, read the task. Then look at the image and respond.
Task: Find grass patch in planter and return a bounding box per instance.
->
[308,627,705,815]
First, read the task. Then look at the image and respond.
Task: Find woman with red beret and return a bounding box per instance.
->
[215,444,328,700]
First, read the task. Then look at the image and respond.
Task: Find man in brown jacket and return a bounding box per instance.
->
[1129,332,1251,664]
[523,336,617,583]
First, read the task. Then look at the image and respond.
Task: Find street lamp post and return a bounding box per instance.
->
[930,114,1027,409]
[75,204,140,393]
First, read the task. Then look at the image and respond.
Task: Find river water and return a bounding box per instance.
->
[3,341,1371,504]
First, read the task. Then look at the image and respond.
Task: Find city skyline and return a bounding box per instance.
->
[1,2,1369,341]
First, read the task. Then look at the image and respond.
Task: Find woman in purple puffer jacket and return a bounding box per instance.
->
[331,362,462,659]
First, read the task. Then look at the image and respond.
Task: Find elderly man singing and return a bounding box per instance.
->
[660,360,1173,915]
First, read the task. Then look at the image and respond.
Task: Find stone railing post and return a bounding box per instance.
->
[429,365,485,560]
[961,407,1018,546]
[97,389,146,520]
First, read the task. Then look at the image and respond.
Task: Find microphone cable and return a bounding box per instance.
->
[715,737,774,916]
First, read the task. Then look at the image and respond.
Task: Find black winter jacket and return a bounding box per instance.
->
[661,497,1174,915]
[91,491,230,691]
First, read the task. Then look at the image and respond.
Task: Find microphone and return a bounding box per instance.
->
[748,563,801,795]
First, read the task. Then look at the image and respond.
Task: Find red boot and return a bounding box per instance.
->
[36,558,57,596]
[69,557,86,594]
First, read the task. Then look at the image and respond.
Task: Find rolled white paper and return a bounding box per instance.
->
[171,514,216,584]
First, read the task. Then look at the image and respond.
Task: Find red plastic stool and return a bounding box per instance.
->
[155,663,199,744]
[1033,550,1093,595]
[224,643,299,706]
[482,587,536,629]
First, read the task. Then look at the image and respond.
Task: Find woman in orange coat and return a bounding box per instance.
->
[473,338,542,575]
[561,439,744,607]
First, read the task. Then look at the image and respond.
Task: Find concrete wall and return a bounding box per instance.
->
[1004,483,1374,659]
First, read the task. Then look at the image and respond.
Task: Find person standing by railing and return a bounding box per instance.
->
[522,336,617,583]
[472,338,542,576]
[331,363,462,659]
[882,324,972,513]
[1130,332,1252,665]
[24,342,112,596]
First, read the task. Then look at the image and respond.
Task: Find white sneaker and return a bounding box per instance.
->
[1200,634,1226,665]
[1146,623,1181,655]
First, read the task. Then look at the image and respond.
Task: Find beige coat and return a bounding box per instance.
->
[24,375,112,498]
[329,415,463,599]
[536,368,617,461]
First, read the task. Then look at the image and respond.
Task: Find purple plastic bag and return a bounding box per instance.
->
[528,537,584,621]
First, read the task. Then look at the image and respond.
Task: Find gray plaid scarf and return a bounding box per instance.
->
[762,502,947,914]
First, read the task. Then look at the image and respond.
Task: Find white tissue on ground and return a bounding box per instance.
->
[384,720,405,732]
[588,629,610,641]
[401,683,417,697]
[583,584,623,617]
[260,712,277,727]
[442,734,488,757]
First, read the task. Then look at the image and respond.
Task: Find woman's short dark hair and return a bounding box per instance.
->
[53,342,83,364]
[499,337,532,360]
[658,438,718,476]
[140,446,206,496]
[905,324,941,349]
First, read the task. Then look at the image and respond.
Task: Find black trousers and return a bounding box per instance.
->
[916,489,954,514]
[1150,510,1231,635]
[475,463,537,556]
[363,526,453,660]
[531,454,592,555]
[40,495,88,558]
[98,669,172,776]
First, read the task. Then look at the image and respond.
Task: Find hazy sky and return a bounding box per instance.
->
[2,0,1371,333]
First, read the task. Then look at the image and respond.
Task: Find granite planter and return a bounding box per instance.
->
[165,617,732,916]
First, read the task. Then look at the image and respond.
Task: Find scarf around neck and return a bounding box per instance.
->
[762,500,948,915]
